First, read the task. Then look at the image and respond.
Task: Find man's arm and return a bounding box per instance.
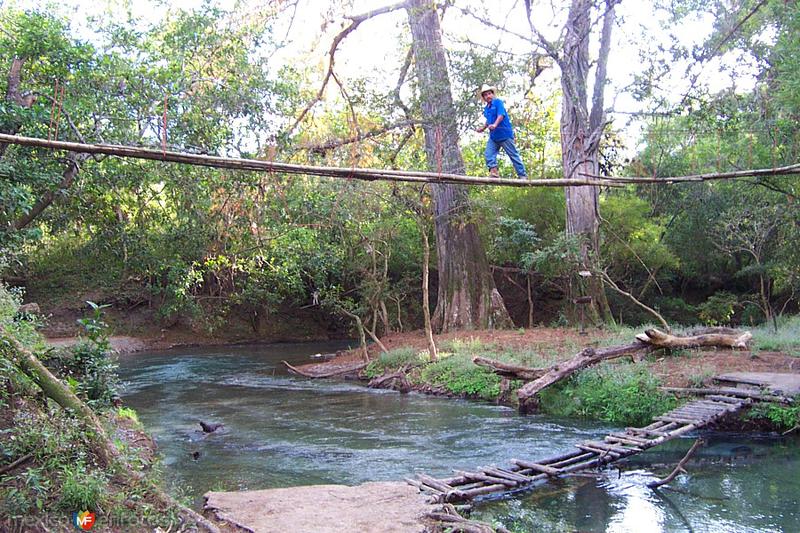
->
[487,114,504,131]
[488,100,507,130]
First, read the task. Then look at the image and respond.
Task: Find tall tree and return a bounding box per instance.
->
[406,0,512,331]
[523,0,617,321]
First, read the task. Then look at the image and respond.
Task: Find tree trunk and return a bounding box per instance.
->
[421,226,438,361]
[1,332,119,466]
[13,153,86,230]
[406,0,512,332]
[558,0,616,322]
[0,58,34,158]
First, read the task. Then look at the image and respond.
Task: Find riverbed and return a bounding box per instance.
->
[118,342,800,532]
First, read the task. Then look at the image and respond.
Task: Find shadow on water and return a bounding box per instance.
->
[118,343,800,532]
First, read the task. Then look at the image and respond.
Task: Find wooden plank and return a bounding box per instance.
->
[417,474,464,498]
[511,458,561,476]
[577,444,622,459]
[535,449,590,466]
[693,400,741,409]
[453,470,516,488]
[609,432,651,445]
[655,415,704,425]
[581,441,639,454]
[668,408,726,418]
[482,467,533,483]
[679,401,732,411]
[664,386,777,401]
[606,435,654,447]
[705,395,749,404]
[627,427,672,437]
[405,477,424,489]
[458,483,512,500]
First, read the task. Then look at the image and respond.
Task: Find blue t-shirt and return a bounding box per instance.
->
[483,98,514,141]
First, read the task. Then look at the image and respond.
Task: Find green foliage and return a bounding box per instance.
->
[538,364,678,426]
[420,354,501,400]
[116,406,140,425]
[751,315,800,354]
[364,347,424,378]
[746,403,800,431]
[41,302,119,410]
[57,462,107,511]
[491,217,539,267]
[698,291,739,326]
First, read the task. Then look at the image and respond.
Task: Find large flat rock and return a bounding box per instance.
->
[714,372,800,396]
[204,481,433,533]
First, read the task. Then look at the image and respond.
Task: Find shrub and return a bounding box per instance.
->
[698,291,738,326]
[538,364,678,426]
[746,403,800,431]
[57,463,107,511]
[420,354,501,400]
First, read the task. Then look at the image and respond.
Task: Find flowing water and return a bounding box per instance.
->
[118,343,800,532]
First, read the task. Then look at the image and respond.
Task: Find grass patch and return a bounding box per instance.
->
[420,354,502,401]
[364,347,424,378]
[538,363,678,426]
[751,315,800,354]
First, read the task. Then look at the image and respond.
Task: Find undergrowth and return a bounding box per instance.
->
[746,403,800,431]
[537,363,678,426]
[364,347,423,378]
[0,284,187,531]
[751,315,800,354]
[420,353,502,400]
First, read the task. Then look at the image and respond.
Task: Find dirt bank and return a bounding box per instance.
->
[296,327,800,391]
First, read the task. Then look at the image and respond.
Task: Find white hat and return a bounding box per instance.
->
[477,83,497,98]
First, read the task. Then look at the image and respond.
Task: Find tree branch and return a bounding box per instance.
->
[283,1,410,137]
[599,270,670,332]
[13,153,88,230]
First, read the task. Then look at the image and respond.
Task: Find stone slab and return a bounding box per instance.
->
[714,372,800,396]
[204,481,433,533]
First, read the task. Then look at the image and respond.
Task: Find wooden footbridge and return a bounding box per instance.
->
[407,379,795,504]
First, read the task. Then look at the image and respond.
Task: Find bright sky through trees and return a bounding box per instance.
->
[10,0,765,150]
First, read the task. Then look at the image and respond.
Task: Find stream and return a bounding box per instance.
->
[118,342,800,532]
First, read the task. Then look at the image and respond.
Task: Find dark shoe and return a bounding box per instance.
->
[489,167,500,178]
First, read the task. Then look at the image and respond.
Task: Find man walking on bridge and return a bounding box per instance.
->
[476,84,527,179]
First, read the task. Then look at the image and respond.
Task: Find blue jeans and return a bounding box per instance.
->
[485,137,527,177]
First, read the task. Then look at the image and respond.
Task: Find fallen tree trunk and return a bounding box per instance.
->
[518,342,653,413]
[282,360,367,378]
[472,356,547,381]
[516,327,752,413]
[368,370,411,393]
[1,331,221,533]
[1,333,120,466]
[635,328,752,349]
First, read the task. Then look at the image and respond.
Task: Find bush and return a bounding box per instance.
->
[698,291,738,326]
[420,354,501,400]
[538,364,678,426]
[42,302,119,410]
[746,403,800,431]
[57,463,107,511]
